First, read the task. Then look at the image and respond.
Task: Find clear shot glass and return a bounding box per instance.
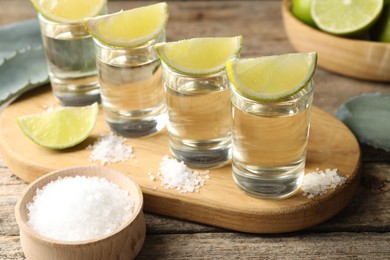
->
[161,65,232,168]
[38,14,101,106]
[94,32,167,137]
[230,80,314,199]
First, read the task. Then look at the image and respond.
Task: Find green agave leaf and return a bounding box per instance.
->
[0,19,43,61]
[337,93,390,152]
[0,47,49,106]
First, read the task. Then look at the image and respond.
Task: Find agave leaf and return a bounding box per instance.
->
[336,93,390,152]
[0,47,49,106]
[0,19,43,61]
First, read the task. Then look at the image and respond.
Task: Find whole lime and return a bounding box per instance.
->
[371,3,390,42]
[291,0,316,27]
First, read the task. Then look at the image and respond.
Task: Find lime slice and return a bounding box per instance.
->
[17,103,98,149]
[84,3,169,47]
[154,36,243,76]
[311,0,384,35]
[31,0,107,23]
[226,52,317,102]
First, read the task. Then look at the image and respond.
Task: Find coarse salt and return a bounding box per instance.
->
[158,156,209,193]
[27,176,135,241]
[87,132,134,165]
[301,168,346,199]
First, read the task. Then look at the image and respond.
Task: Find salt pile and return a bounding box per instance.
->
[27,176,134,241]
[301,168,346,199]
[87,132,134,165]
[158,156,209,193]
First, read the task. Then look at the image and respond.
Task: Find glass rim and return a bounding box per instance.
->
[92,30,166,50]
[37,13,85,26]
[161,62,228,79]
[230,79,314,105]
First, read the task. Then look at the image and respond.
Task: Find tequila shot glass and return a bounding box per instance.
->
[230,80,314,199]
[94,32,167,137]
[38,14,101,106]
[162,65,232,168]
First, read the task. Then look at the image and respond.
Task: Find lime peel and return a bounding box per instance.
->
[17,103,99,149]
[84,2,169,47]
[154,36,243,76]
[227,52,317,102]
[31,0,107,23]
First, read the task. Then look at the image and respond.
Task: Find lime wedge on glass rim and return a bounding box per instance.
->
[31,0,107,23]
[17,103,98,149]
[84,2,169,47]
[226,52,317,102]
[154,36,243,76]
[311,0,384,36]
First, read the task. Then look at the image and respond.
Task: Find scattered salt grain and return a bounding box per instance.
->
[301,168,346,199]
[27,176,135,241]
[158,156,209,193]
[87,132,134,165]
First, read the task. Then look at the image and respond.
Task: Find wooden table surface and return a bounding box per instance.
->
[1,0,389,259]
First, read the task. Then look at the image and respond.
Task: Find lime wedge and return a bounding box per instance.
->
[31,0,107,23]
[311,0,384,35]
[84,3,169,47]
[17,103,98,149]
[154,36,243,76]
[226,52,317,102]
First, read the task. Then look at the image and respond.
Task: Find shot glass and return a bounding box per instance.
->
[162,65,232,168]
[94,32,167,137]
[38,14,101,106]
[230,80,314,199]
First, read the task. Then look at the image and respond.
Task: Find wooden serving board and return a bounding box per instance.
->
[0,86,361,234]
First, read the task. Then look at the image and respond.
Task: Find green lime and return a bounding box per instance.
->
[17,103,98,149]
[154,36,243,76]
[311,0,384,36]
[84,3,169,47]
[371,3,390,42]
[291,0,316,27]
[226,52,317,102]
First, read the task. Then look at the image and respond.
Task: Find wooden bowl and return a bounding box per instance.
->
[282,0,390,82]
[15,166,146,260]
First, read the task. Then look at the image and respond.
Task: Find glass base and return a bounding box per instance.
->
[232,160,304,199]
[169,137,231,169]
[51,76,100,106]
[106,113,167,138]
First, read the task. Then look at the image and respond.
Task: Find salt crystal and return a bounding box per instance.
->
[87,132,134,165]
[301,168,346,199]
[158,156,208,193]
[27,176,134,241]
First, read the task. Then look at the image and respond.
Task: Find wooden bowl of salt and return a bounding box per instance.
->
[15,166,145,260]
[282,0,390,82]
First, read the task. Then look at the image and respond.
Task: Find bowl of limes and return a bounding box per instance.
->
[282,0,390,82]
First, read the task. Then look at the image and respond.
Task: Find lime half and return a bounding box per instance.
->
[17,103,98,149]
[154,36,243,76]
[226,52,317,102]
[84,3,169,47]
[31,0,107,23]
[311,0,384,35]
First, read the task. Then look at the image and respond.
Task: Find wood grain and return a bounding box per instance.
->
[0,86,360,234]
[1,1,389,259]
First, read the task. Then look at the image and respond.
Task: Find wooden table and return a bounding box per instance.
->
[1,0,389,258]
